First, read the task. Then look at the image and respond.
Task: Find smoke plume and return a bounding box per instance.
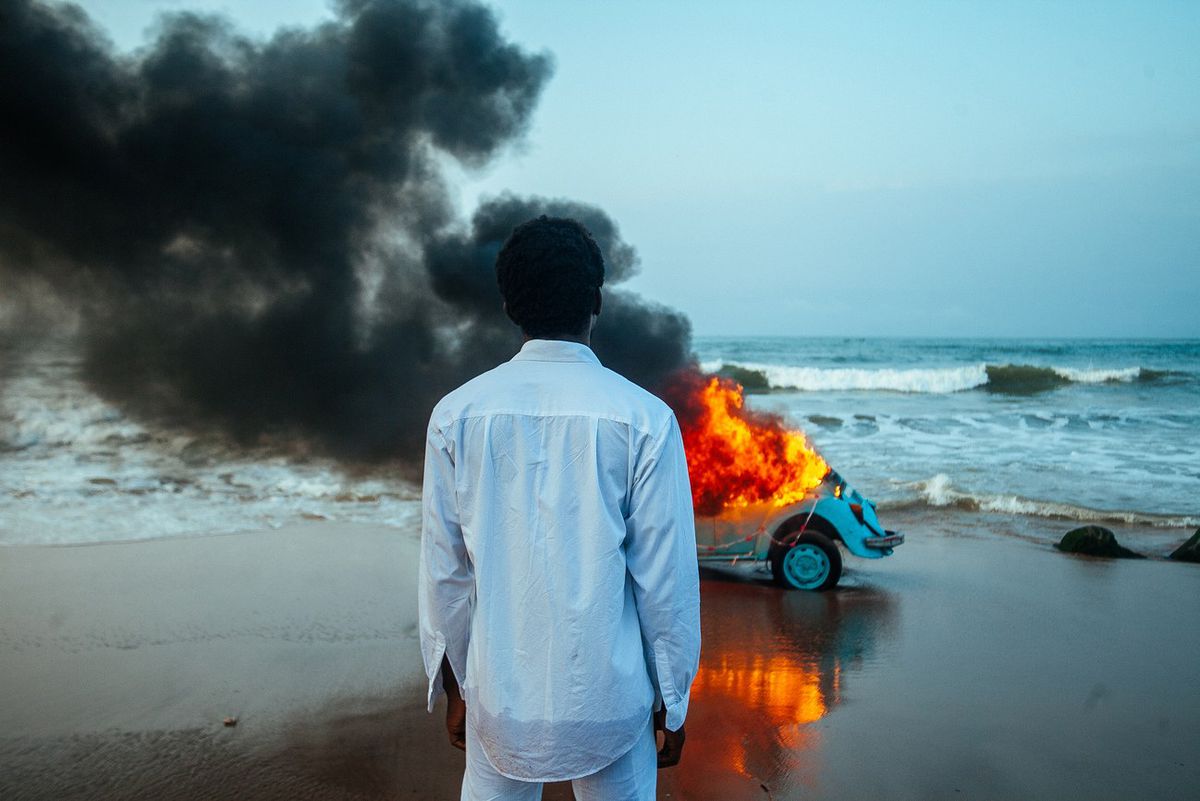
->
[0,0,693,460]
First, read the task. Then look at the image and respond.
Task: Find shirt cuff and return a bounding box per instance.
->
[652,637,694,731]
[663,687,690,732]
[423,636,447,713]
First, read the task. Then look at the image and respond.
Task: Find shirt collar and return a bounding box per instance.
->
[511,338,602,365]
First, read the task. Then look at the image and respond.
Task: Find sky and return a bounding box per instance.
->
[84,0,1200,337]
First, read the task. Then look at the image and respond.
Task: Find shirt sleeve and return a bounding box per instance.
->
[418,421,474,712]
[624,414,701,732]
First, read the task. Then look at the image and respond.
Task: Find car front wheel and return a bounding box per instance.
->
[770,529,842,591]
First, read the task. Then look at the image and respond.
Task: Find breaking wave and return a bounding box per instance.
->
[889,474,1199,528]
[983,364,1161,394]
[701,361,988,393]
[701,360,1178,394]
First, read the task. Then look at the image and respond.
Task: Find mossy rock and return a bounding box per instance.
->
[1055,526,1144,559]
[1169,529,1200,563]
[716,363,771,393]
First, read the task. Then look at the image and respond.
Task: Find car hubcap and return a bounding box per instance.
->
[784,543,830,589]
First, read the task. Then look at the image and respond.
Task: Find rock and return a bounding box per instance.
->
[1169,529,1200,563]
[1055,526,1144,559]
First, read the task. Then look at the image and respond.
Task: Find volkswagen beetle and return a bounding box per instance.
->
[694,470,903,590]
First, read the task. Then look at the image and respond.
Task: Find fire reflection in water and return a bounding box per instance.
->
[663,577,898,800]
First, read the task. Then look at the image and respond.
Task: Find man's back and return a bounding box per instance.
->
[420,338,700,781]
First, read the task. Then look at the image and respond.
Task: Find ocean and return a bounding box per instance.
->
[2,336,1197,546]
[0,338,422,545]
[698,337,1200,529]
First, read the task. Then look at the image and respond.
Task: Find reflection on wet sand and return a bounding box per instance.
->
[665,574,898,800]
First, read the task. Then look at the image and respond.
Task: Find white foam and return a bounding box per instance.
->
[704,360,1150,392]
[1052,366,1141,383]
[3,379,147,448]
[906,474,1199,528]
[709,361,990,393]
[918,473,957,506]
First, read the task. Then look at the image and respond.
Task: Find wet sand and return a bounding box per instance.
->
[2,517,1197,800]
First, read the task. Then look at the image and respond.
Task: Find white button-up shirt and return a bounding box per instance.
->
[419,338,701,781]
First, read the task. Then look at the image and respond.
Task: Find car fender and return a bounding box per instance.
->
[764,496,887,560]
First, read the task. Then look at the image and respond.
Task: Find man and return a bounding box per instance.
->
[419,216,701,800]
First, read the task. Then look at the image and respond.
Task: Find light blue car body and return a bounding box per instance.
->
[694,470,902,566]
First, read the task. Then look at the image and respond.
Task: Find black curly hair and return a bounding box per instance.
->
[495,216,605,339]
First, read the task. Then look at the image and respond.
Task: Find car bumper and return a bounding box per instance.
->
[864,530,904,549]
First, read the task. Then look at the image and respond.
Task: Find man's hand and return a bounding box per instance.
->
[654,707,686,768]
[445,692,466,751]
[441,655,466,751]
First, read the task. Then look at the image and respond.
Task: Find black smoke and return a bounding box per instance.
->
[0,0,693,461]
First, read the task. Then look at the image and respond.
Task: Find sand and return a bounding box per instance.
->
[1,514,1197,800]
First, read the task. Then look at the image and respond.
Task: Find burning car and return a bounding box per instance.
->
[671,373,902,590]
[694,469,903,590]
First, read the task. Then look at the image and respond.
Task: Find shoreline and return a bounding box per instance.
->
[5,505,1190,566]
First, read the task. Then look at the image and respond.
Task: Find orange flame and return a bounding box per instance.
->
[691,651,833,727]
[671,373,828,516]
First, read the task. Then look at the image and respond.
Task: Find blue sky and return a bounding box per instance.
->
[86,1,1200,337]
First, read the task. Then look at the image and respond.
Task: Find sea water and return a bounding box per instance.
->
[1,336,1197,545]
[0,339,421,544]
[697,337,1200,528]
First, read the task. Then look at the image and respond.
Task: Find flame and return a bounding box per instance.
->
[688,654,833,781]
[670,373,829,516]
[670,588,849,793]
[691,652,832,728]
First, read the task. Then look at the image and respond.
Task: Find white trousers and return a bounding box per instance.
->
[461,715,657,801]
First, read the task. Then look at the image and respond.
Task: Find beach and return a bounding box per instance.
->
[2,0,1196,795]
[3,514,1196,800]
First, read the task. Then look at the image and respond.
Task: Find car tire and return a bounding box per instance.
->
[770,526,842,591]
